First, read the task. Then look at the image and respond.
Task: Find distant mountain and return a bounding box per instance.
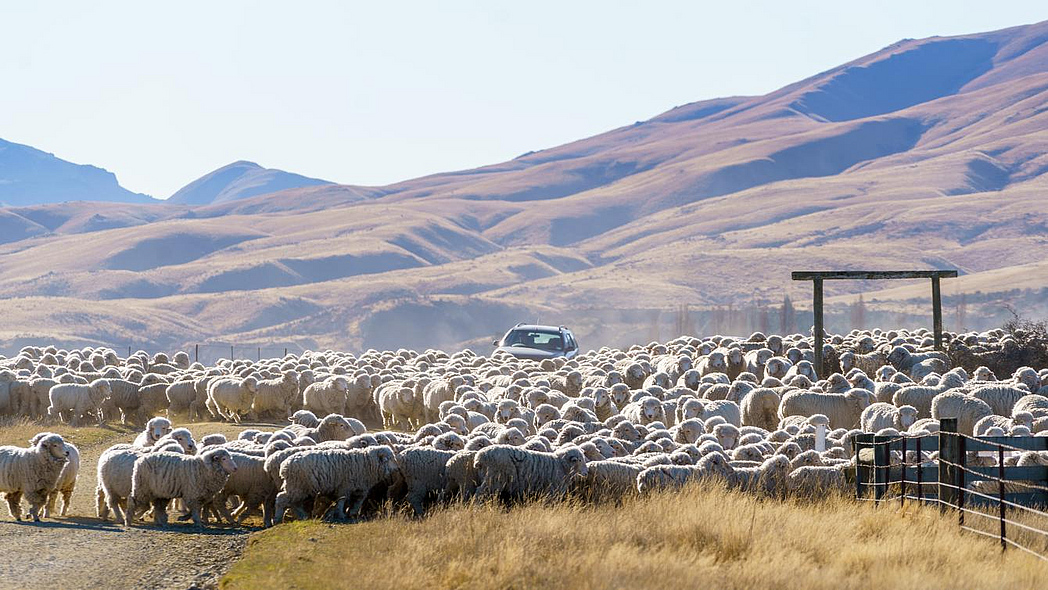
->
[0,138,155,206]
[0,21,1048,354]
[167,160,332,205]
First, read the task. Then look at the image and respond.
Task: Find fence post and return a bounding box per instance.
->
[284,347,288,357]
[900,436,907,508]
[939,418,959,514]
[258,347,261,361]
[128,345,132,358]
[195,344,199,364]
[998,444,1007,551]
[855,433,873,499]
[958,433,967,526]
[916,436,923,504]
[230,345,234,361]
[812,278,824,378]
[873,436,890,502]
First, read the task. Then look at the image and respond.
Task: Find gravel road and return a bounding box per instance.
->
[0,422,264,590]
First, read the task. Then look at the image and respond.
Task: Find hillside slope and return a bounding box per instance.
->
[167,160,333,205]
[1,21,1048,353]
[0,138,155,206]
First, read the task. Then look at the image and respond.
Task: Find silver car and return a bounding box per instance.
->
[492,324,579,360]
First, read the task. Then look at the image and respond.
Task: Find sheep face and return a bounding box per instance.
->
[149,418,173,443]
[496,400,521,423]
[897,406,918,430]
[556,447,588,478]
[35,433,69,462]
[640,397,662,422]
[610,384,630,408]
[172,429,198,455]
[207,448,239,474]
[727,349,744,366]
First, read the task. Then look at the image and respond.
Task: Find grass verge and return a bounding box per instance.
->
[221,484,1048,590]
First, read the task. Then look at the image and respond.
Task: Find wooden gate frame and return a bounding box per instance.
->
[791,270,958,377]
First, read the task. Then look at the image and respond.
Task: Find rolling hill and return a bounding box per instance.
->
[167,161,333,205]
[2,20,1048,354]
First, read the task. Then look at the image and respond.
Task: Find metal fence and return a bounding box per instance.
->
[855,417,1048,560]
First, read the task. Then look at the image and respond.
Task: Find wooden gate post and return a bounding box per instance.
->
[813,278,824,378]
[932,275,944,350]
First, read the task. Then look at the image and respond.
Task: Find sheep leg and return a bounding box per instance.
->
[152,499,169,526]
[44,490,58,518]
[4,492,22,521]
[185,501,205,528]
[345,491,366,520]
[215,496,236,525]
[96,487,110,520]
[25,490,47,522]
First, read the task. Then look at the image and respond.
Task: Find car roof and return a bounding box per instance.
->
[509,324,568,333]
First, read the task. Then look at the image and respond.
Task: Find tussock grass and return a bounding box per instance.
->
[221,484,1048,590]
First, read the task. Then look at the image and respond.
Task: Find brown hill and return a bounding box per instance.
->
[2,21,1048,354]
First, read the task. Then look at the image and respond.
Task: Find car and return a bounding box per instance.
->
[492,323,580,360]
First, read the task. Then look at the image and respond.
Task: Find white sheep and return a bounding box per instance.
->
[29,433,80,517]
[274,446,398,523]
[126,447,239,527]
[779,389,870,430]
[208,376,258,423]
[0,433,69,521]
[47,379,112,426]
[302,375,350,417]
[474,445,588,501]
[134,417,173,447]
[740,387,780,430]
[931,392,994,436]
[860,403,918,432]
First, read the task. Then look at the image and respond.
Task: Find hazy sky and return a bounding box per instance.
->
[3,1,1047,198]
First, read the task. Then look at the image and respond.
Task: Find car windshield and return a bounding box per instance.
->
[504,329,564,351]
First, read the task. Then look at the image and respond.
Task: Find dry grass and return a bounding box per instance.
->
[221,485,1048,590]
[0,416,138,449]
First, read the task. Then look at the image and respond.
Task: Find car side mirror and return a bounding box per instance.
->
[492,340,499,346]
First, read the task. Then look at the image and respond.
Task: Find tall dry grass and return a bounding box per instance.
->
[221,483,1048,590]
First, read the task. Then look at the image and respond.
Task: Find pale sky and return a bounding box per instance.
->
[2,1,1047,198]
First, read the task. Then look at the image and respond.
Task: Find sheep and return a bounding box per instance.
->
[390,447,457,516]
[301,375,350,417]
[445,450,482,501]
[931,392,994,436]
[740,387,780,430]
[126,447,239,527]
[974,412,1034,437]
[779,389,870,430]
[891,372,966,418]
[860,403,918,433]
[968,385,1030,417]
[47,379,112,426]
[247,371,303,418]
[291,409,320,428]
[0,433,69,521]
[474,445,588,502]
[134,417,173,447]
[575,460,643,502]
[208,451,278,527]
[165,379,198,420]
[274,446,398,523]
[621,396,665,425]
[26,433,80,518]
[732,454,790,496]
[786,463,852,497]
[208,376,259,423]
[636,453,734,492]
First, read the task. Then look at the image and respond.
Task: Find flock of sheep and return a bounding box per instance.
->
[0,326,1046,527]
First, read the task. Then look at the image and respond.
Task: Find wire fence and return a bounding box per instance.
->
[855,417,1048,560]
[103,344,305,366]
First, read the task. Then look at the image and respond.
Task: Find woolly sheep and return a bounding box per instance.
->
[275,446,398,523]
[47,379,112,426]
[0,433,69,521]
[860,403,918,433]
[779,389,870,430]
[134,417,173,448]
[126,447,238,527]
[474,445,588,502]
[931,392,993,436]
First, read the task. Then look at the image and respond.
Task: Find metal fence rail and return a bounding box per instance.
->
[855,418,1048,560]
